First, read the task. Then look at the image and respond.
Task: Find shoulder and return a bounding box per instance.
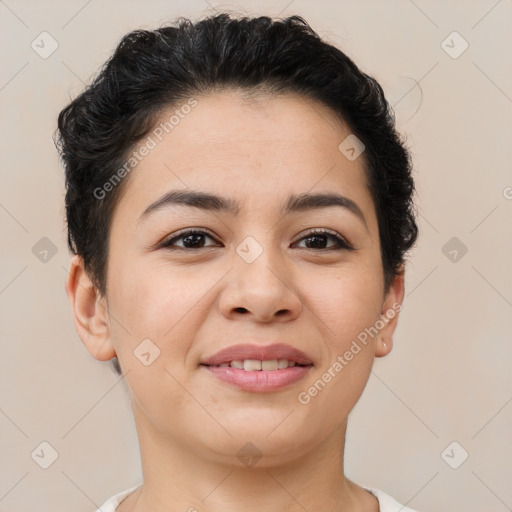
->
[94,485,142,512]
[365,487,420,512]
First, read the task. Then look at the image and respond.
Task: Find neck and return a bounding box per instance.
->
[118,401,378,512]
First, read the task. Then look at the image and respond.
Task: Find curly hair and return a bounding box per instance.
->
[56,13,418,374]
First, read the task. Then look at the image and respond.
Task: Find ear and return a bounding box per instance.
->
[374,267,405,358]
[65,255,116,361]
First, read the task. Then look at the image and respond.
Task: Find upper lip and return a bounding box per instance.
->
[200,343,314,366]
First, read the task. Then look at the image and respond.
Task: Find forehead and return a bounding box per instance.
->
[113,90,375,224]
[168,90,347,154]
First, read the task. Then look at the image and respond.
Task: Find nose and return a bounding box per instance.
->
[218,245,302,323]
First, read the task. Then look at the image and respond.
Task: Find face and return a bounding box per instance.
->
[69,90,403,467]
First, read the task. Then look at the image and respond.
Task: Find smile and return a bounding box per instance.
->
[204,359,308,370]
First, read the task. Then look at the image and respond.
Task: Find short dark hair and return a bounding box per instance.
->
[57,13,418,375]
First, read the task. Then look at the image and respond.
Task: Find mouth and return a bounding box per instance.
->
[200,359,312,371]
[199,342,314,392]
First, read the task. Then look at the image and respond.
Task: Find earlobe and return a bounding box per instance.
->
[375,336,392,357]
[375,268,405,358]
[65,255,116,361]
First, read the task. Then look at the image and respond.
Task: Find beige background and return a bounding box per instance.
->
[1,1,511,511]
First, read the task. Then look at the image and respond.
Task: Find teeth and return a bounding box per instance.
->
[262,359,278,371]
[244,359,262,371]
[215,359,297,370]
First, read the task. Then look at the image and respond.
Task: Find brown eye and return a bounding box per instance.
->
[161,230,220,250]
[293,230,354,251]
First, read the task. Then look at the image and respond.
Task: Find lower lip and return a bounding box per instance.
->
[201,365,312,392]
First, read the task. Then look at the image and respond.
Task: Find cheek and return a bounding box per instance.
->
[107,264,209,414]
[111,271,176,339]
[306,262,383,347]
[108,261,221,363]
[295,269,382,428]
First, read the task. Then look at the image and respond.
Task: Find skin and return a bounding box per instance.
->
[66,90,405,512]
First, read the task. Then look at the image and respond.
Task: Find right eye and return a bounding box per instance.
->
[160,229,221,250]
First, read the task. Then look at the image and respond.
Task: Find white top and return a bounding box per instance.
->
[94,484,419,511]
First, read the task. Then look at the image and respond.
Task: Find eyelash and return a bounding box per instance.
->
[160,228,354,252]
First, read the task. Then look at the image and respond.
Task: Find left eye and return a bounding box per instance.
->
[292,230,353,251]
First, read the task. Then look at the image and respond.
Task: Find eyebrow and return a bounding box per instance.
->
[138,189,367,227]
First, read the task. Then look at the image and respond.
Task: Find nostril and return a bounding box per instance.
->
[234,307,248,314]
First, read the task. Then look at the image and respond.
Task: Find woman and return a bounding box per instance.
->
[58,13,419,512]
